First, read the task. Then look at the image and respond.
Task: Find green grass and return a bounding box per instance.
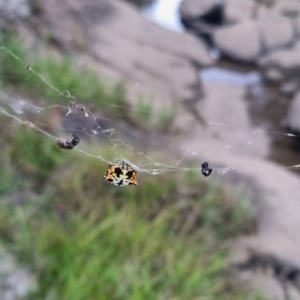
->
[136,99,153,124]
[0,34,127,116]
[0,119,260,300]
[0,33,264,299]
[135,96,178,132]
[0,33,177,134]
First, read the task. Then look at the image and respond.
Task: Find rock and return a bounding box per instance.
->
[260,41,300,81]
[231,244,300,300]
[213,22,262,62]
[225,0,300,24]
[0,0,31,29]
[33,0,212,108]
[177,77,300,299]
[0,246,36,299]
[180,0,300,69]
[228,0,300,22]
[213,18,295,63]
[179,0,223,34]
[270,1,300,19]
[224,0,255,24]
[259,41,300,71]
[286,92,300,131]
[258,19,294,51]
[0,0,31,18]
[264,66,284,82]
[179,0,217,21]
[295,17,300,37]
[194,83,270,158]
[182,100,300,298]
[279,81,299,96]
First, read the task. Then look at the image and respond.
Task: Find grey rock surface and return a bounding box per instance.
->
[296,17,300,37]
[178,80,300,300]
[213,22,262,62]
[183,101,300,298]
[179,0,217,20]
[0,0,31,18]
[212,18,295,63]
[259,41,300,70]
[279,81,299,96]
[286,92,300,132]
[195,83,270,158]
[34,0,212,109]
[266,1,300,19]
[224,0,255,23]
[0,246,36,300]
[258,19,294,51]
[181,0,300,67]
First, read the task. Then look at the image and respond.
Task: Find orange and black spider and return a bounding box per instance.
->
[103,161,138,187]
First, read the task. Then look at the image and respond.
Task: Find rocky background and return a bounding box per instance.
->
[1,0,300,299]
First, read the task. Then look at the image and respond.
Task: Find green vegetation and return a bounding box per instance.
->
[155,106,177,132]
[0,34,127,116]
[136,98,153,123]
[0,122,258,300]
[135,97,178,132]
[0,34,264,299]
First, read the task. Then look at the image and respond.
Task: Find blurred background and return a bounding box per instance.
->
[1,0,300,299]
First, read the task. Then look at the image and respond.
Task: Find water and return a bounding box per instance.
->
[142,0,184,32]
[199,67,262,87]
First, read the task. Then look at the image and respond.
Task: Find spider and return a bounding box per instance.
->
[103,161,138,187]
[57,134,80,150]
[201,162,212,177]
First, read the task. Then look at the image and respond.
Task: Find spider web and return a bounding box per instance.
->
[1,39,300,179]
[0,45,206,176]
